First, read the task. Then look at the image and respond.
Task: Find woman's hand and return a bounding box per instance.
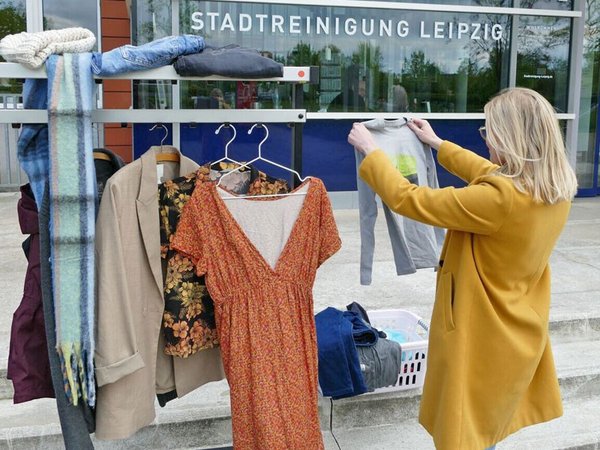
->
[348,123,378,156]
[407,118,443,150]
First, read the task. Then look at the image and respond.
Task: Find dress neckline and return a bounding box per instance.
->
[206,178,319,275]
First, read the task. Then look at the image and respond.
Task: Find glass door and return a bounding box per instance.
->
[576,0,600,196]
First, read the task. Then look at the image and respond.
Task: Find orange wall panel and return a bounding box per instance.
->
[102,0,130,19]
[103,91,132,109]
[103,79,131,92]
[101,0,133,161]
[106,144,134,164]
[102,36,130,51]
[104,126,133,146]
[101,18,130,38]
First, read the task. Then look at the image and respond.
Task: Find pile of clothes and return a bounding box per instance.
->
[315,302,408,398]
[0,28,283,78]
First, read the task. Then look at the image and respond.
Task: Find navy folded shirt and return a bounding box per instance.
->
[174,44,284,78]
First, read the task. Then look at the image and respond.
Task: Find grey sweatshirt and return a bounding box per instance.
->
[355,118,445,285]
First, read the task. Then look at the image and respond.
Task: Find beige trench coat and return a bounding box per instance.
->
[94,146,224,440]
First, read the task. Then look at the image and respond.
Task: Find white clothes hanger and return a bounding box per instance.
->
[212,123,243,167]
[217,123,310,200]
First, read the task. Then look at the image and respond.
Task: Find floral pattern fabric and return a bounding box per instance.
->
[171,178,341,450]
[159,164,289,358]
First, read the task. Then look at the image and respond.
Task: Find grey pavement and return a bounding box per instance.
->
[0,192,599,449]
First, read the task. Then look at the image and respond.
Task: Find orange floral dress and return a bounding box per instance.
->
[172,178,341,450]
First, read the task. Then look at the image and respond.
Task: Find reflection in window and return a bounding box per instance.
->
[365,0,572,10]
[172,1,511,113]
[135,0,172,44]
[0,0,25,40]
[576,0,600,189]
[43,0,98,46]
[134,0,173,109]
[0,0,25,96]
[516,15,570,112]
[519,0,573,10]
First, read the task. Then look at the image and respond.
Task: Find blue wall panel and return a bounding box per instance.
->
[134,119,488,191]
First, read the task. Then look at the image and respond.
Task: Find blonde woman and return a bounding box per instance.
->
[347,87,577,450]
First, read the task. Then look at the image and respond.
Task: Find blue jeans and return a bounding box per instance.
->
[91,35,204,76]
[486,446,496,450]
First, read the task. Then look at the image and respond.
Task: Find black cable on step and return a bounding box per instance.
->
[329,397,342,450]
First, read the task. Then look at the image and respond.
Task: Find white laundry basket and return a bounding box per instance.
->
[366,309,429,393]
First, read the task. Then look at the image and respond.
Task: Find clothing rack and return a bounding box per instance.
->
[0,62,319,184]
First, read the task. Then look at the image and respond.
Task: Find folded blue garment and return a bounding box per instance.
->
[174,44,283,78]
[342,311,379,347]
[92,35,205,76]
[315,307,367,399]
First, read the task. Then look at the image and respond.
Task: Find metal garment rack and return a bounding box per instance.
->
[0,62,319,185]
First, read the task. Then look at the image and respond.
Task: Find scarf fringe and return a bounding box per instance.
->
[58,343,95,407]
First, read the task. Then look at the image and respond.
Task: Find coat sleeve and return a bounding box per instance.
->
[94,181,145,387]
[437,141,499,183]
[358,150,514,235]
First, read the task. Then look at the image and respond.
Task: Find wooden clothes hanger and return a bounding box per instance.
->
[217,123,310,200]
[93,151,112,162]
[150,123,180,163]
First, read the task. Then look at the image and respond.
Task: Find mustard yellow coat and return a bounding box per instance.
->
[359,141,569,449]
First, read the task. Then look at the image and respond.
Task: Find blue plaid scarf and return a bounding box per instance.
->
[18,54,96,407]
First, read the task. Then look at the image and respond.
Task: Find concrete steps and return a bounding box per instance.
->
[0,332,598,449]
[321,394,600,450]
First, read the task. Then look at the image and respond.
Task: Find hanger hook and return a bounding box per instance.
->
[150,123,169,146]
[248,123,269,157]
[215,123,237,156]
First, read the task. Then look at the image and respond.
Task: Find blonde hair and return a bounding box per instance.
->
[484,87,577,204]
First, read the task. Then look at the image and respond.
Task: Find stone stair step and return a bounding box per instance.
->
[0,369,12,402]
[320,393,600,450]
[0,337,597,449]
[324,337,600,430]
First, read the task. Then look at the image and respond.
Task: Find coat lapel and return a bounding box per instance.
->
[136,147,163,299]
[136,146,199,300]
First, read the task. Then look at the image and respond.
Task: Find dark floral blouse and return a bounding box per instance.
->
[159,163,289,357]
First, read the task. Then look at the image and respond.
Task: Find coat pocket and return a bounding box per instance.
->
[441,271,456,331]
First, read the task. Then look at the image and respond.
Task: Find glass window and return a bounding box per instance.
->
[518,0,573,11]
[135,0,172,44]
[575,0,599,190]
[344,0,571,10]
[345,1,513,6]
[0,0,25,97]
[0,0,25,41]
[133,0,173,109]
[173,1,511,113]
[43,0,98,45]
[515,15,570,112]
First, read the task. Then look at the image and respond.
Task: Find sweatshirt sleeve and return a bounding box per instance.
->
[358,149,514,235]
[437,141,499,183]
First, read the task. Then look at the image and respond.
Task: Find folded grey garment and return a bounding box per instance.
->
[0,27,95,69]
[174,44,283,78]
[358,338,403,391]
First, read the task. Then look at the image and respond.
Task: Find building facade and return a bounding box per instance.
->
[0,0,598,197]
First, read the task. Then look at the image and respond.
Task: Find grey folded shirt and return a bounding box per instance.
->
[357,338,403,391]
[174,44,284,78]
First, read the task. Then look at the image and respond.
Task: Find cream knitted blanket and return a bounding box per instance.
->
[0,27,95,69]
